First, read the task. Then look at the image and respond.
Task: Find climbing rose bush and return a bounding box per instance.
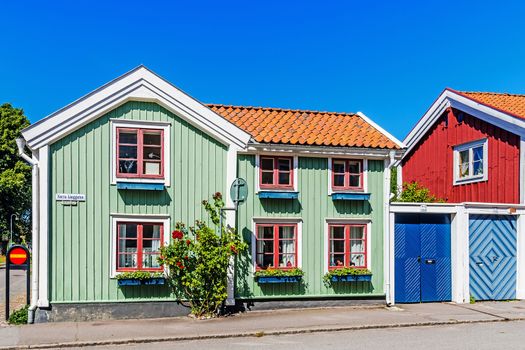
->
[158,192,246,317]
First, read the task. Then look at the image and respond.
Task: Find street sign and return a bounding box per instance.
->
[230,178,248,207]
[5,245,30,321]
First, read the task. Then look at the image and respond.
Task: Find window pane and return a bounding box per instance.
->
[143,161,161,175]
[330,226,345,239]
[278,172,290,185]
[349,175,360,187]
[279,239,295,254]
[473,146,484,162]
[256,254,273,268]
[350,240,364,253]
[278,159,291,171]
[119,160,137,174]
[333,174,345,187]
[119,224,137,238]
[119,239,137,253]
[330,254,345,267]
[258,226,274,239]
[348,162,360,174]
[261,172,274,185]
[473,160,483,175]
[279,226,294,239]
[261,158,274,170]
[142,254,160,268]
[459,162,469,178]
[350,226,364,240]
[119,131,137,144]
[333,161,345,173]
[143,224,161,239]
[143,132,161,146]
[331,239,345,253]
[279,254,295,267]
[257,239,273,253]
[143,146,161,160]
[459,149,469,164]
[119,254,137,268]
[350,254,365,267]
[119,145,137,159]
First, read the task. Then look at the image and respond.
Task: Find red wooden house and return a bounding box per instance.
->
[401,88,525,204]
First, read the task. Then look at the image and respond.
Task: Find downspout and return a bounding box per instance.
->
[16,138,39,324]
[384,150,396,306]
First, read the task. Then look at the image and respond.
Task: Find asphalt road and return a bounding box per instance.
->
[79,320,525,350]
[0,268,27,303]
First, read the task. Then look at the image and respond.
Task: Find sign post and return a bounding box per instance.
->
[5,245,30,321]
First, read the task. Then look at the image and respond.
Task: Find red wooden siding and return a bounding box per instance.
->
[402,107,520,203]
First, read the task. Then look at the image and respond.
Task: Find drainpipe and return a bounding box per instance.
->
[16,138,39,324]
[384,150,396,306]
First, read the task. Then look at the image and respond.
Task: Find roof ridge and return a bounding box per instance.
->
[207,103,357,116]
[460,90,525,98]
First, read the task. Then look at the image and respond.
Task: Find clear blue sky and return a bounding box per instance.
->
[2,1,525,140]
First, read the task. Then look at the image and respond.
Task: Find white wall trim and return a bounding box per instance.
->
[517,214,525,299]
[110,120,171,186]
[22,66,251,150]
[109,215,170,278]
[251,218,303,273]
[245,144,402,159]
[520,137,525,204]
[37,146,49,308]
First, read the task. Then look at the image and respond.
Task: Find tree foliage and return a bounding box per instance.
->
[0,103,31,246]
[394,181,444,203]
[158,193,247,318]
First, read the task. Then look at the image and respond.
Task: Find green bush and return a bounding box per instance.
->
[254,267,304,278]
[8,305,28,325]
[394,181,444,203]
[323,267,372,286]
[158,193,247,318]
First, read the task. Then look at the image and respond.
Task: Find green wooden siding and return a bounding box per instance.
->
[49,101,227,302]
[235,155,385,298]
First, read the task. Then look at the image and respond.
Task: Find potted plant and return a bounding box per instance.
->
[254,267,304,284]
[116,271,166,286]
[323,267,372,285]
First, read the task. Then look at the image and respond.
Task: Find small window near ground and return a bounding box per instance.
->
[328,224,367,269]
[256,224,297,269]
[331,159,363,191]
[117,222,163,271]
[259,156,293,189]
[454,139,487,184]
[117,128,164,179]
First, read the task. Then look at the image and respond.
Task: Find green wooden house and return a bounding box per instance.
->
[18,66,403,322]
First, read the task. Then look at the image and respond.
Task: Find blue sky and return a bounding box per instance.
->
[1,1,525,140]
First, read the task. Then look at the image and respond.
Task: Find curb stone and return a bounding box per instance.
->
[1,317,524,350]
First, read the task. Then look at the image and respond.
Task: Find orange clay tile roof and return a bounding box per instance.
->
[453,90,525,120]
[208,104,399,149]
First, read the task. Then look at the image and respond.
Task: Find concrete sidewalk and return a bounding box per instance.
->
[1,301,525,349]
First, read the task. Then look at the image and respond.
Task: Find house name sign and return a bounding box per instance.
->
[55,193,86,201]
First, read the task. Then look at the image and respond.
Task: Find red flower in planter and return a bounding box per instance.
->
[172,230,184,240]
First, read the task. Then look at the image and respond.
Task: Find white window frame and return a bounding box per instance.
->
[111,119,171,186]
[328,157,368,195]
[324,219,372,273]
[453,139,488,185]
[251,217,302,273]
[255,154,298,193]
[110,214,170,278]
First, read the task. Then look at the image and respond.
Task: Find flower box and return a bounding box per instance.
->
[256,276,302,284]
[117,277,166,286]
[330,274,372,282]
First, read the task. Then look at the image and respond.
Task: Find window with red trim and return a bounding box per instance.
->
[332,159,363,190]
[328,224,366,269]
[117,222,163,271]
[256,223,297,269]
[117,128,164,179]
[260,156,293,189]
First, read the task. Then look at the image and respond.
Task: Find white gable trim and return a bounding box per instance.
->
[403,89,525,157]
[356,112,405,148]
[22,66,251,150]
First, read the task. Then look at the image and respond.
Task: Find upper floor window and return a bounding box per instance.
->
[117,128,164,179]
[260,156,293,189]
[454,139,488,185]
[117,222,163,272]
[332,159,363,191]
[328,224,367,269]
[256,223,297,269]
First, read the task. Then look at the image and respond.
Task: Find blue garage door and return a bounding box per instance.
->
[395,214,452,303]
[469,215,517,301]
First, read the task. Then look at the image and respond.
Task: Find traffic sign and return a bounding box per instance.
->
[8,247,28,265]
